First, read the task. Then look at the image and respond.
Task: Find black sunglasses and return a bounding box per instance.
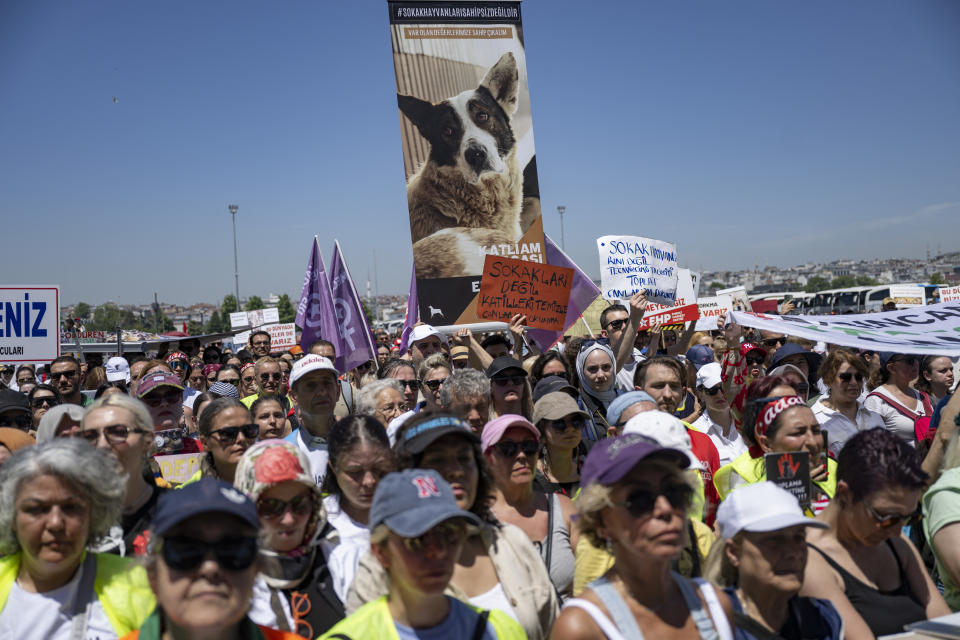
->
[257,493,313,520]
[48,370,79,380]
[617,482,694,518]
[209,423,259,445]
[701,385,722,396]
[398,522,466,553]
[604,318,628,332]
[492,375,526,387]
[837,372,865,383]
[543,417,584,433]
[400,379,422,391]
[745,356,765,366]
[30,396,59,409]
[423,377,448,391]
[494,439,539,458]
[762,338,786,348]
[161,535,258,572]
[0,414,31,430]
[259,373,282,382]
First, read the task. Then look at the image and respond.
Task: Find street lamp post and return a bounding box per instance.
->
[228,204,240,311]
[557,205,566,251]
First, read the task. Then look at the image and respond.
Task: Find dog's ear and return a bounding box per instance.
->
[398,94,435,137]
[480,52,519,116]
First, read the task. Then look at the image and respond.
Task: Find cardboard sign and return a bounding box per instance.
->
[638,303,701,330]
[694,295,734,331]
[156,452,204,485]
[264,323,297,352]
[597,235,679,305]
[0,286,60,362]
[229,308,280,330]
[889,285,924,307]
[717,286,752,312]
[476,255,573,331]
[939,285,960,303]
[764,450,811,509]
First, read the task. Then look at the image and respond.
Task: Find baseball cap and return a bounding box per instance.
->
[369,469,480,537]
[485,356,525,379]
[154,478,260,537]
[716,481,828,540]
[532,392,589,425]
[0,388,30,415]
[137,372,184,399]
[450,345,469,361]
[685,345,715,370]
[409,324,446,345]
[289,354,339,388]
[208,381,241,399]
[696,362,723,389]
[740,343,767,359]
[105,356,131,383]
[606,391,656,426]
[581,433,689,488]
[36,404,86,443]
[397,414,479,455]
[622,411,701,469]
[532,376,578,403]
[480,414,539,453]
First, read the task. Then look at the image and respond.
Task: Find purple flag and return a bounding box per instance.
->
[398,266,419,354]
[329,241,378,373]
[526,234,601,349]
[296,237,340,366]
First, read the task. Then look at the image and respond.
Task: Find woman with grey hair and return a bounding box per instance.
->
[0,439,155,638]
[79,393,163,556]
[355,378,407,428]
[35,403,85,442]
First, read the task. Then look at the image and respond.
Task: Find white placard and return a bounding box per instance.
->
[597,235,679,305]
[717,286,752,312]
[695,295,734,331]
[229,307,280,330]
[889,285,925,308]
[0,286,60,362]
[939,285,960,303]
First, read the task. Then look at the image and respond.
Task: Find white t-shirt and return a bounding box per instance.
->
[320,494,371,603]
[811,397,885,456]
[284,429,329,486]
[0,555,115,640]
[863,386,928,446]
[692,411,747,467]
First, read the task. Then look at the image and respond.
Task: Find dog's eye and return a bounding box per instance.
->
[476,111,489,123]
[442,127,454,137]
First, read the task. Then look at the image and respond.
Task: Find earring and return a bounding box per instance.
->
[605,537,614,553]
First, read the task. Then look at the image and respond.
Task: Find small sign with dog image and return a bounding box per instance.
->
[476,255,572,331]
[764,450,811,510]
[597,235,679,305]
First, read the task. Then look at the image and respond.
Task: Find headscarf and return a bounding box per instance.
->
[202,363,222,378]
[234,439,326,588]
[576,341,618,405]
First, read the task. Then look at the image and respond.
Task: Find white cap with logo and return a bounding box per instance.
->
[716,481,829,540]
[289,354,339,388]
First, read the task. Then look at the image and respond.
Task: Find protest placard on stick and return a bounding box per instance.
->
[477,255,572,331]
[597,236,679,305]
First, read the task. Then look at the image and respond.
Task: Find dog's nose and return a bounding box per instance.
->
[464,145,488,173]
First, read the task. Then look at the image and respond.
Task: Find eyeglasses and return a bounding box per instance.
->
[161,535,259,572]
[397,522,466,553]
[0,414,31,430]
[604,318,628,332]
[702,385,722,396]
[257,493,313,520]
[78,424,147,445]
[494,439,539,458]
[492,375,526,387]
[30,396,59,409]
[617,482,694,518]
[864,501,919,529]
[423,377,448,391]
[259,373,282,382]
[143,390,182,407]
[837,372,865,383]
[209,423,259,445]
[48,369,79,380]
[745,356,765,366]
[399,379,422,391]
[543,417,584,433]
[762,338,786,349]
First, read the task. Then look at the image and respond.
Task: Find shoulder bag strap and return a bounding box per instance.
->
[543,493,555,577]
[69,554,98,640]
[866,391,921,421]
[470,609,491,640]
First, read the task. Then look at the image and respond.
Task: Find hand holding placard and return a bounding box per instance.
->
[476,255,573,331]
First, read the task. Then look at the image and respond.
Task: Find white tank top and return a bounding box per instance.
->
[467,582,520,623]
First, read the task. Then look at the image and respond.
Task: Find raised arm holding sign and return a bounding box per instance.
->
[597,235,679,305]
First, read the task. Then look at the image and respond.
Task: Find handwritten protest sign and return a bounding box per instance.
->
[156,452,204,485]
[477,255,573,331]
[597,236,678,305]
[764,450,811,509]
[695,295,734,331]
[939,285,960,303]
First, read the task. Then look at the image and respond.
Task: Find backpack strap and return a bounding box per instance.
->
[471,609,491,640]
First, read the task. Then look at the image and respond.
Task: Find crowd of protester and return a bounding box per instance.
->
[0,292,958,639]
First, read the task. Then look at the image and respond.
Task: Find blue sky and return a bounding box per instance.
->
[2,0,958,305]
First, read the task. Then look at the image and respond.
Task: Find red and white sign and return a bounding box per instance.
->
[264,323,297,352]
[638,303,700,329]
[939,285,960,303]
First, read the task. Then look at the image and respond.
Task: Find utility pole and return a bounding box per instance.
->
[228,204,240,308]
[557,205,566,250]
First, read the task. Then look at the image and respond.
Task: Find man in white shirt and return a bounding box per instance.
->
[691,362,746,466]
[284,354,340,485]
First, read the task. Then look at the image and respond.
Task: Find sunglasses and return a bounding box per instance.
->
[259,373,282,382]
[48,370,79,380]
[837,372,865,383]
[423,377,448,391]
[617,482,694,518]
[169,361,188,371]
[209,423,259,445]
[399,379,422,391]
[161,535,259,572]
[241,376,255,384]
[31,396,59,409]
[543,417,584,433]
[220,378,241,386]
[206,376,217,383]
[397,522,466,554]
[494,439,539,458]
[701,385,722,396]
[492,375,526,387]
[143,390,182,407]
[864,501,919,529]
[762,338,786,348]
[78,424,147,445]
[257,493,313,520]
[745,356,765,366]
[0,414,31,430]
[604,318,628,332]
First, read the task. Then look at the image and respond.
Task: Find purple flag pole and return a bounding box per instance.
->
[329,240,378,374]
[295,237,341,366]
[398,266,419,354]
[526,234,601,350]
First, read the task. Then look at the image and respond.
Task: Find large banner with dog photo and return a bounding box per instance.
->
[388,1,547,325]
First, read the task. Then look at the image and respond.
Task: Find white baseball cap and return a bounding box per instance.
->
[696,362,722,389]
[289,354,339,388]
[105,356,131,383]
[409,324,446,345]
[716,481,829,540]
[622,411,701,469]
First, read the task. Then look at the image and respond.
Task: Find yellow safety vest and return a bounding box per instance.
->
[714,451,837,502]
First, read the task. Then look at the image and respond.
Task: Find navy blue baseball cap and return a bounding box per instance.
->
[370,469,480,537]
[581,433,689,488]
[153,478,259,536]
[685,344,715,370]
